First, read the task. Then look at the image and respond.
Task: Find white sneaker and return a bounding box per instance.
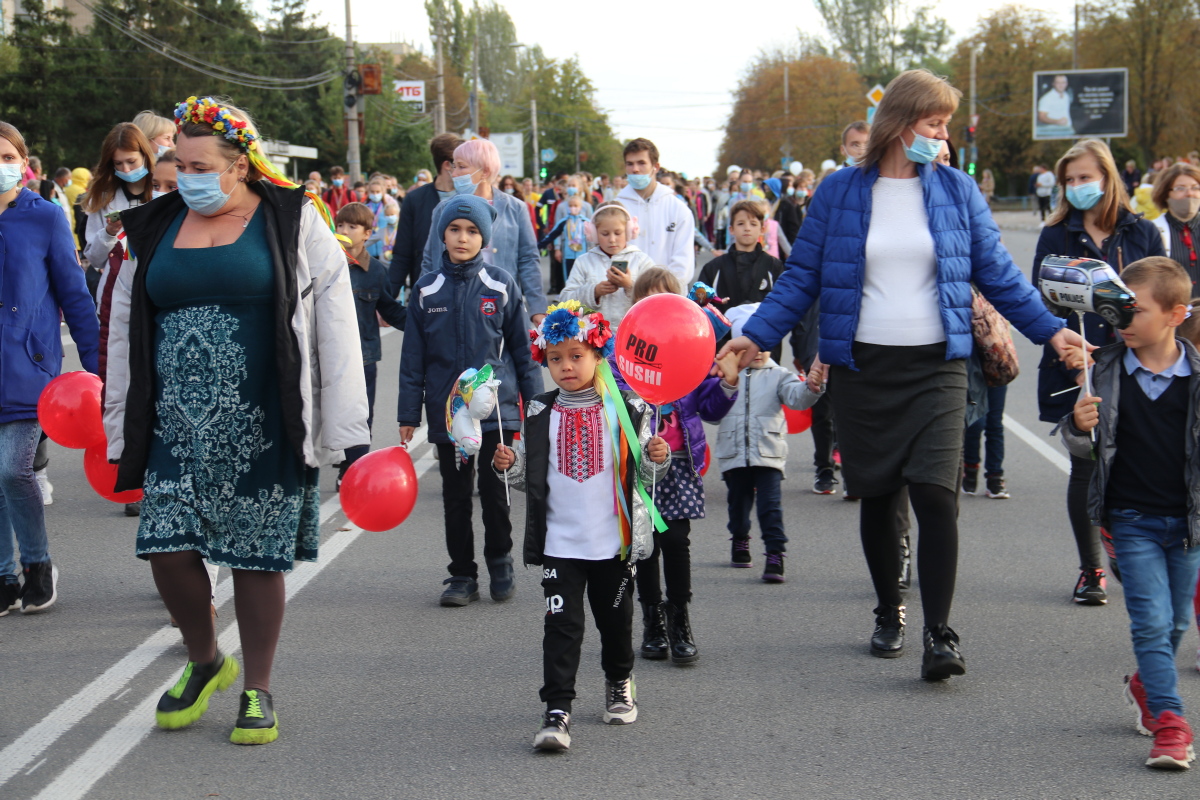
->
[603,677,637,724]
[35,468,52,506]
[533,710,571,751]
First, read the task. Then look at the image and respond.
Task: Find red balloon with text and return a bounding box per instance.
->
[340,446,419,532]
[83,443,144,503]
[615,293,716,406]
[38,371,104,449]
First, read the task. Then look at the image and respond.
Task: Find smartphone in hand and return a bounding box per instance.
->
[611,260,629,274]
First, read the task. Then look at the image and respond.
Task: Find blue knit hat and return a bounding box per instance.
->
[437,194,496,248]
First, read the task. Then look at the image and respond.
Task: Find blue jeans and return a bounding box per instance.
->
[1108,508,1200,716]
[963,384,1006,475]
[723,466,787,553]
[0,420,50,581]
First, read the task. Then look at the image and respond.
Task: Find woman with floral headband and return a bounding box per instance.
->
[104,96,368,745]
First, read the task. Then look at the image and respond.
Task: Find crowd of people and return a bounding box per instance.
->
[5,66,1200,770]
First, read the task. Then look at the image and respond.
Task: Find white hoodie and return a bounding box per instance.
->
[559,244,657,326]
[616,181,696,287]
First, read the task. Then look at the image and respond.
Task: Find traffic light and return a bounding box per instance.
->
[968,162,977,176]
[965,124,976,144]
[539,166,548,181]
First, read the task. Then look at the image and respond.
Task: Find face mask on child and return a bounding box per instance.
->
[740,181,752,193]
[368,192,382,203]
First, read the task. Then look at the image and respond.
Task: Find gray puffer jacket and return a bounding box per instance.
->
[1058,339,1200,547]
[715,358,822,476]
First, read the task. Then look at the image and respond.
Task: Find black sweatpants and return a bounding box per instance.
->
[810,392,836,472]
[436,429,514,580]
[540,555,635,713]
[1068,453,1102,571]
[635,518,692,606]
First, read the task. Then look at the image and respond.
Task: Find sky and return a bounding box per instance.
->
[264,0,1083,177]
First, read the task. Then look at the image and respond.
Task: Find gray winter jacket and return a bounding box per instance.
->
[1058,339,1200,547]
[715,359,822,476]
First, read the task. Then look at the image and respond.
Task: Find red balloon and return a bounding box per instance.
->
[615,293,716,405]
[784,405,812,434]
[700,442,712,476]
[38,372,104,449]
[340,446,419,532]
[83,443,143,503]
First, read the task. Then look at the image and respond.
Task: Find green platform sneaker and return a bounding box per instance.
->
[230,689,279,745]
[156,652,240,730]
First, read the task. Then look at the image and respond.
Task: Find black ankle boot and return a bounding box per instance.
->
[639,601,669,660]
[870,605,906,658]
[921,623,966,681]
[664,603,698,664]
[898,534,912,593]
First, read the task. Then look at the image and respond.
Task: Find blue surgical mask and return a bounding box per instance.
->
[503,187,515,194]
[437,189,454,202]
[902,129,943,165]
[566,186,578,196]
[368,192,382,203]
[333,178,344,187]
[627,173,652,191]
[0,164,21,193]
[176,160,236,215]
[152,189,169,200]
[845,154,860,167]
[740,182,752,193]
[156,144,171,157]
[786,187,795,197]
[453,170,479,196]
[384,214,399,226]
[115,165,148,183]
[1066,180,1104,210]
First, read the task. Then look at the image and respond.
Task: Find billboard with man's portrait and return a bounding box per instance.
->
[1032,69,1128,141]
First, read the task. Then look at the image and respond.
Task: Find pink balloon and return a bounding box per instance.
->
[615,294,716,405]
[83,443,143,503]
[38,372,104,449]
[340,447,419,532]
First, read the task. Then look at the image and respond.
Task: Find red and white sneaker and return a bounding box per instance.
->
[1124,673,1158,736]
[1146,711,1196,770]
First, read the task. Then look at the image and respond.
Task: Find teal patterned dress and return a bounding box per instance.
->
[135,209,320,572]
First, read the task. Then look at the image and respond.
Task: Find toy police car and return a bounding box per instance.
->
[1037,255,1138,329]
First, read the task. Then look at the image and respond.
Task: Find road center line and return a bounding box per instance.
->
[1002,413,1070,475]
[0,428,430,790]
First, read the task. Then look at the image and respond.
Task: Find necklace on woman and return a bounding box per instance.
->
[223,206,255,228]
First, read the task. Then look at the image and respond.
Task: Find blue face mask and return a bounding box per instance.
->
[845,154,860,167]
[786,187,795,197]
[0,164,22,193]
[627,173,652,191]
[176,160,236,216]
[368,192,382,203]
[453,170,479,196]
[384,214,399,226]
[566,186,577,196]
[333,178,344,187]
[902,129,943,165]
[1066,180,1104,210]
[740,182,752,193]
[115,164,148,184]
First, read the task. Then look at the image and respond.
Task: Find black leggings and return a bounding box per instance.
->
[860,483,958,628]
[635,519,691,607]
[1068,453,1103,571]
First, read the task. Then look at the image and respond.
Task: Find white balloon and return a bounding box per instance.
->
[820,159,837,172]
[789,161,803,176]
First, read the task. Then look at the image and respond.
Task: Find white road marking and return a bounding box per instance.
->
[0,432,431,791]
[1002,413,1071,475]
[25,759,47,776]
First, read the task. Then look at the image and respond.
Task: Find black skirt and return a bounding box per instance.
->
[829,342,967,497]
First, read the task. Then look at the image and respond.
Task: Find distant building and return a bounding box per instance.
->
[3,0,93,36]
[360,41,420,65]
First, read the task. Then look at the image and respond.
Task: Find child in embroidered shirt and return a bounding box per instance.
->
[623,268,741,665]
[492,303,670,752]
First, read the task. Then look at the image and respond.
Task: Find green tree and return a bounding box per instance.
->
[814,0,952,85]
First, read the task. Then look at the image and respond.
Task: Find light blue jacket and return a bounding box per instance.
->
[420,191,548,318]
[742,163,1064,369]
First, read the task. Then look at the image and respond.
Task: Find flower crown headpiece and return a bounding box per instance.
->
[529,300,615,365]
[174,96,258,153]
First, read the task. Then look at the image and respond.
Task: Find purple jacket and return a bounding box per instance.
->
[608,355,737,474]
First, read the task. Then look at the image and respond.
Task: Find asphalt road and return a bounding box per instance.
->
[4,230,1199,800]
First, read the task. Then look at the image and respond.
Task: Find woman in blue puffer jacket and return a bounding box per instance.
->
[0,122,100,615]
[718,70,1087,682]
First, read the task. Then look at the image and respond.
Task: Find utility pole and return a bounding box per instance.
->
[531,96,540,182]
[470,34,479,135]
[344,0,361,184]
[783,63,791,165]
[434,14,446,135]
[1073,1,1079,70]
[574,124,580,173]
[969,47,978,176]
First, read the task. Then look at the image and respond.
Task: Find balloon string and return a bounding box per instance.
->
[651,403,659,506]
[1077,310,1096,451]
[497,338,510,505]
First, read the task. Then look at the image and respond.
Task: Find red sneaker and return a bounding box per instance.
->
[1124,673,1158,736]
[1147,711,1196,770]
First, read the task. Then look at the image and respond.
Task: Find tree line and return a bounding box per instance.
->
[719,0,1200,197]
[0,0,624,179]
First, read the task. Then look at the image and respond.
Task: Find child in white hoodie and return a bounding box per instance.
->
[559,203,656,326]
